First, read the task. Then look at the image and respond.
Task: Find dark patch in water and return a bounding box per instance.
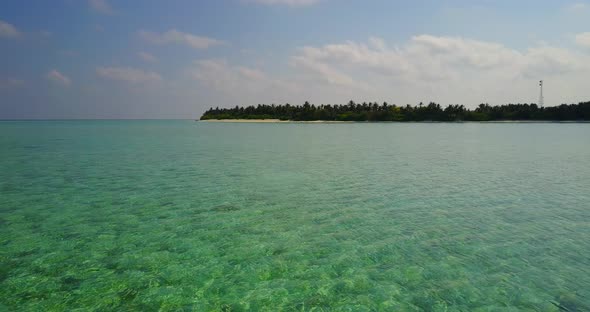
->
[106,247,123,258]
[103,253,123,272]
[301,294,331,309]
[221,303,239,312]
[24,213,45,233]
[16,248,38,258]
[245,193,269,202]
[23,145,43,149]
[210,204,240,212]
[119,288,139,302]
[0,260,13,282]
[1,183,17,193]
[160,202,174,207]
[61,276,82,291]
[104,260,119,271]
[59,231,81,240]
[272,247,287,256]
[187,209,207,217]
[23,212,44,224]
[551,293,590,312]
[158,242,189,254]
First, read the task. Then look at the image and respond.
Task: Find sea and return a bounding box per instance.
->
[1,120,589,311]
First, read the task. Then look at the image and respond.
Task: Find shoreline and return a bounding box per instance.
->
[199,119,590,123]
[200,119,354,123]
[200,119,287,123]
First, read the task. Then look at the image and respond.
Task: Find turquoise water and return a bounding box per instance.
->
[1,120,589,311]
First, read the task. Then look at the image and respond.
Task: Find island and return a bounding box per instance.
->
[200,101,590,122]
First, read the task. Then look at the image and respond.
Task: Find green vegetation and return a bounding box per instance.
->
[200,101,590,121]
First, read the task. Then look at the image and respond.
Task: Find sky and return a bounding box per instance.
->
[1,0,590,119]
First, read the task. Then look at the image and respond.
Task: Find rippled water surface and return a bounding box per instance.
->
[1,120,589,311]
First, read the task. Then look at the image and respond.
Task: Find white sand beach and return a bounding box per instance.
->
[200,119,354,123]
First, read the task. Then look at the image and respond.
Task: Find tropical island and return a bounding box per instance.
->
[200,101,590,122]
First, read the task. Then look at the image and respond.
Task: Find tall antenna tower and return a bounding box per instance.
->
[539,80,544,107]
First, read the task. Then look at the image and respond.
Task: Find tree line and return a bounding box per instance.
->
[200,101,590,121]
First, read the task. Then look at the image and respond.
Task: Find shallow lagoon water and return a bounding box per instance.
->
[1,120,589,311]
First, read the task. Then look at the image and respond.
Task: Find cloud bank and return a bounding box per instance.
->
[187,34,590,108]
[46,70,71,87]
[575,32,590,48]
[97,67,162,84]
[140,29,225,50]
[89,0,114,15]
[138,51,157,63]
[0,20,20,38]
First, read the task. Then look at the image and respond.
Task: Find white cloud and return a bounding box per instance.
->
[521,45,582,78]
[97,66,162,84]
[0,78,24,89]
[292,54,364,88]
[139,29,226,50]
[190,59,298,103]
[236,66,266,80]
[89,0,114,15]
[245,0,320,6]
[575,32,590,48]
[295,35,589,80]
[46,70,72,87]
[289,35,590,105]
[138,51,157,63]
[191,59,261,90]
[185,35,590,108]
[0,20,20,38]
[565,2,588,11]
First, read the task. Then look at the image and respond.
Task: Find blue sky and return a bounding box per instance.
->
[1,0,589,118]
